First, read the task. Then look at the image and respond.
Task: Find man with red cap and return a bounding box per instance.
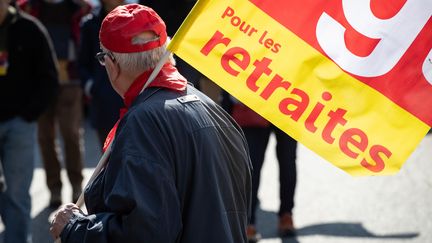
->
[49,4,252,243]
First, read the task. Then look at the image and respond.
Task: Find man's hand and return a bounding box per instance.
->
[49,203,83,240]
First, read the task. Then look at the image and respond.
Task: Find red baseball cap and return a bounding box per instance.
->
[99,4,167,53]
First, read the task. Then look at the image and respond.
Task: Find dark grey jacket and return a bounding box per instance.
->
[61,85,252,243]
[0,8,58,122]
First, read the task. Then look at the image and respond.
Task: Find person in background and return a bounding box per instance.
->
[27,0,91,208]
[140,0,202,87]
[142,0,223,105]
[141,0,223,104]
[0,1,58,242]
[78,0,124,148]
[50,4,252,242]
[222,93,298,242]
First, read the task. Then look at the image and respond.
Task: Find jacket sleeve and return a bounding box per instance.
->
[78,17,94,92]
[21,16,59,121]
[61,113,183,243]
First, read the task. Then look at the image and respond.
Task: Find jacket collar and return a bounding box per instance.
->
[123,63,187,109]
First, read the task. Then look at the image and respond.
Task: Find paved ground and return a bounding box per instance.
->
[1,122,431,243]
[256,133,432,243]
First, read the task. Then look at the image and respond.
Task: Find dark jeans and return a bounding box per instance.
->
[0,117,36,243]
[243,126,297,224]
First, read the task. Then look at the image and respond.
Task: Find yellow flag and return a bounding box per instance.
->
[169,0,432,176]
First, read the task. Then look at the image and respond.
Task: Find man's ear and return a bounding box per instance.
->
[105,55,120,82]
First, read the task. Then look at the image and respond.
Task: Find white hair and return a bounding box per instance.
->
[102,38,176,73]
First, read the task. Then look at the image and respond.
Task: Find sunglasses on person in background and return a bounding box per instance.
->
[95,51,115,66]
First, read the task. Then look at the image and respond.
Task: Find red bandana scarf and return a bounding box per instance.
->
[102,63,187,152]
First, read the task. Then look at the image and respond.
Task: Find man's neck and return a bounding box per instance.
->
[118,70,142,98]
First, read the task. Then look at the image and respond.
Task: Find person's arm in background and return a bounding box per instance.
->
[78,15,95,98]
[71,0,92,46]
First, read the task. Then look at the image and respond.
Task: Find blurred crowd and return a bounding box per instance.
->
[0,0,298,242]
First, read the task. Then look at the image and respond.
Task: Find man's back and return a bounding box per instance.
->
[142,85,251,242]
[110,85,252,242]
[63,85,252,243]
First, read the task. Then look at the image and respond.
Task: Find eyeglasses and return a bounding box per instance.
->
[95,51,114,66]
